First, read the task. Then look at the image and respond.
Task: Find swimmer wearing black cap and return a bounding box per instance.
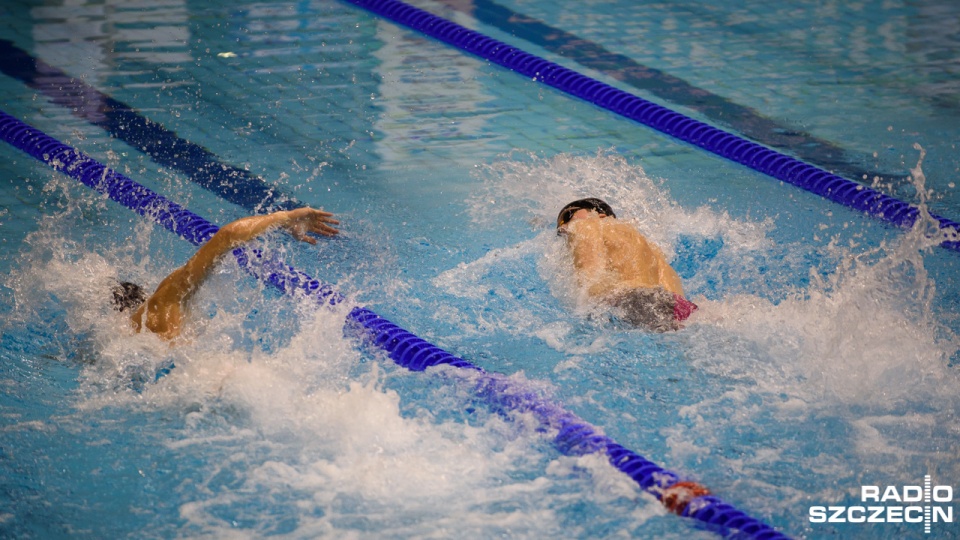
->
[112,207,339,341]
[557,198,696,331]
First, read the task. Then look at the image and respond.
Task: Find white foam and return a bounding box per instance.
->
[11,149,959,536]
[451,149,960,520]
[7,202,670,538]
[459,149,959,405]
[441,150,775,343]
[466,149,773,255]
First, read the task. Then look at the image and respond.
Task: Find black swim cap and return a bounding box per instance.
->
[112,281,146,312]
[556,198,616,228]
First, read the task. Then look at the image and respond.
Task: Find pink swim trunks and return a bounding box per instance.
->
[672,293,698,322]
[611,288,697,331]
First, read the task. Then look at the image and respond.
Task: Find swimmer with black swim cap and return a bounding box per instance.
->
[557,198,616,231]
[112,281,147,312]
[557,197,696,331]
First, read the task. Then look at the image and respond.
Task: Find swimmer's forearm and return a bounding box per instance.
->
[179,209,338,297]
[214,208,339,252]
[215,212,294,250]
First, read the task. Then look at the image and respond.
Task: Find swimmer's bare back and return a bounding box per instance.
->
[557,199,696,330]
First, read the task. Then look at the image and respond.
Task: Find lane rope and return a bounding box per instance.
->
[342,0,959,253]
[0,108,791,539]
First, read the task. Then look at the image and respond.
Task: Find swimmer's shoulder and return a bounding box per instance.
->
[599,219,652,246]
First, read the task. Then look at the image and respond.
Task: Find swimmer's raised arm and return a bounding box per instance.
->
[131,207,339,340]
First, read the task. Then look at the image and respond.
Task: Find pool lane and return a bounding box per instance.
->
[0,107,792,540]
[0,39,300,214]
[343,0,960,253]
[2,8,956,254]
[458,0,906,188]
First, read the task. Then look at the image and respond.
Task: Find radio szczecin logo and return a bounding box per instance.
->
[809,475,953,534]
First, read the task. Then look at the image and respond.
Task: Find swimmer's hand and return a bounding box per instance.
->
[282,207,340,244]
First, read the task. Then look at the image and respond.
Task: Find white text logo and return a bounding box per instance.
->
[809,476,953,534]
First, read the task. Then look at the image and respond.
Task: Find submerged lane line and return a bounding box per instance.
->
[0,109,791,540]
[460,0,904,189]
[343,0,960,254]
[0,39,299,214]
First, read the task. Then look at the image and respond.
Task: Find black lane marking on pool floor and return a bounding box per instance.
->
[0,39,299,213]
[464,0,906,186]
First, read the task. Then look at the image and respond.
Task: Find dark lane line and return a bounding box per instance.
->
[466,0,904,184]
[0,39,299,213]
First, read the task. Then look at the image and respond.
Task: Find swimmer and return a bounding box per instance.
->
[557,198,696,331]
[112,207,339,341]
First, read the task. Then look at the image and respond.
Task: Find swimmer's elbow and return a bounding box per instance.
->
[142,317,181,341]
[131,295,183,341]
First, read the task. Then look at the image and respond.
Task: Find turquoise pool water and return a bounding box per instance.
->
[1,0,958,538]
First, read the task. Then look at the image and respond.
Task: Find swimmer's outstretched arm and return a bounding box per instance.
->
[132,207,339,340]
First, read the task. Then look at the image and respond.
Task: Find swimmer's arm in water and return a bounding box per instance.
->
[132,207,339,340]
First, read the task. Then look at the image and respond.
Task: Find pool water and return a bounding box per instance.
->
[1,0,958,538]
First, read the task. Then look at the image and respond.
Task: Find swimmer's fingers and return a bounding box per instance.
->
[290,229,318,245]
[285,208,340,243]
[307,211,339,237]
[314,211,340,233]
[294,208,339,228]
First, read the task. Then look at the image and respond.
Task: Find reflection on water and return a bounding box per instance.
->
[373,5,501,166]
[461,0,960,216]
[31,0,191,86]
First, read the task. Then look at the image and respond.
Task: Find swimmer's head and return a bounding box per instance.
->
[556,198,616,230]
[112,281,146,312]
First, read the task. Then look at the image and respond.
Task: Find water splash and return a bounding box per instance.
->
[446,149,959,532]
[466,149,773,256]
[6,147,957,538]
[3,178,683,539]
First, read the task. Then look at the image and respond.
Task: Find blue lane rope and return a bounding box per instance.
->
[342,0,960,254]
[0,109,790,539]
